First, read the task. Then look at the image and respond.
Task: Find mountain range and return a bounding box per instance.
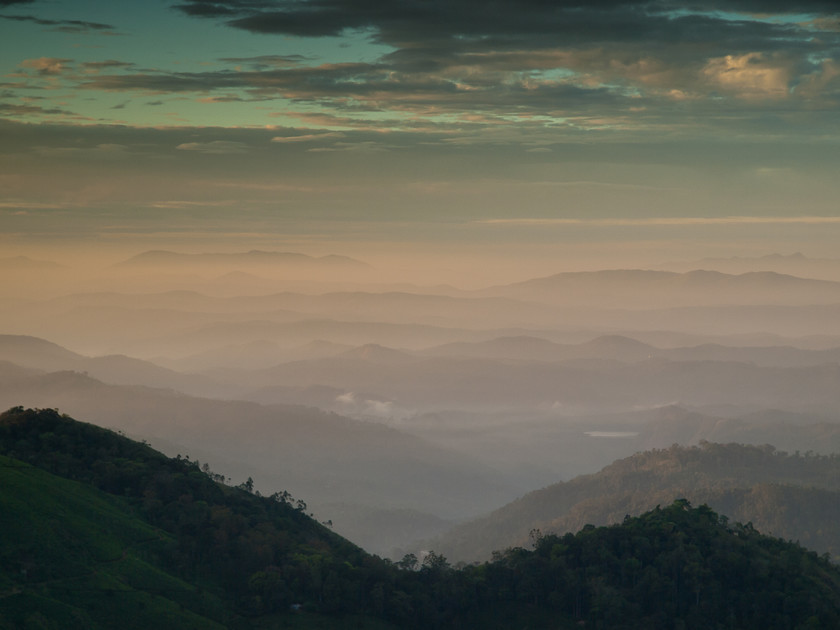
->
[655,252,840,280]
[482,268,840,308]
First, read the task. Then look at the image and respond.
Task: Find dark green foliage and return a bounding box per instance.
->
[3,407,840,630]
[460,500,840,629]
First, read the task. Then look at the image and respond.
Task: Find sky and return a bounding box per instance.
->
[2,0,840,280]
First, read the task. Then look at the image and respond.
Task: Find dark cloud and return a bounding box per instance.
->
[0,102,72,116]
[0,14,115,31]
[173,1,840,46]
[9,0,837,139]
[689,0,839,11]
[218,54,308,69]
[71,30,840,132]
[78,61,622,106]
[169,0,840,106]
[82,60,135,70]
[174,0,278,18]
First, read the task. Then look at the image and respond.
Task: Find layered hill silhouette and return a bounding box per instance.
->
[655,252,840,281]
[429,442,840,563]
[7,276,840,362]
[484,268,840,308]
[0,335,230,398]
[3,407,840,629]
[421,333,840,367]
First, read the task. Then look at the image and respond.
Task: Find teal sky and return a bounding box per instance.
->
[2,0,840,277]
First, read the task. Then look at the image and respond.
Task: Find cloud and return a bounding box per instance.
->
[148,200,236,209]
[20,57,74,75]
[702,52,794,99]
[477,216,840,227]
[32,143,132,159]
[363,399,393,417]
[219,54,308,69]
[4,5,833,142]
[807,16,840,32]
[306,140,390,153]
[5,0,840,146]
[0,14,115,32]
[24,1,810,141]
[0,201,64,209]
[791,58,840,101]
[0,102,72,116]
[175,140,250,154]
[270,131,345,143]
[173,0,274,18]
[76,61,630,128]
[82,60,135,72]
[172,1,839,51]
[333,390,396,417]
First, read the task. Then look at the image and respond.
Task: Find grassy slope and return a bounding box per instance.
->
[0,453,395,630]
[0,454,229,630]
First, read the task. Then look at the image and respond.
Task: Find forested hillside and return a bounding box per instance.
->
[431,442,840,562]
[0,407,383,629]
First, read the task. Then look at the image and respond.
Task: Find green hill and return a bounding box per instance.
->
[0,406,389,629]
[3,407,840,629]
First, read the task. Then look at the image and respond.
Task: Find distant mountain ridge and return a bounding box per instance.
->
[421,333,840,367]
[482,268,840,308]
[338,343,418,363]
[0,334,230,398]
[655,252,840,280]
